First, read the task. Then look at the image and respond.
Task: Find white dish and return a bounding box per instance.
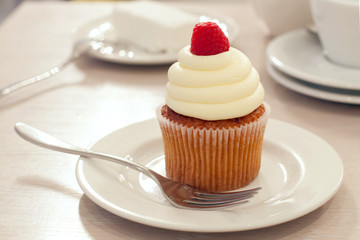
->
[73,9,239,65]
[267,29,360,90]
[267,61,360,105]
[76,118,343,232]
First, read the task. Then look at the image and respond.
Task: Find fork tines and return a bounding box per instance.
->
[184,187,261,209]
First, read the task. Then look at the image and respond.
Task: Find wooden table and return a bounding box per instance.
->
[1,1,359,239]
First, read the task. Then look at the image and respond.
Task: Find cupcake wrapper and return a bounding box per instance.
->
[157,103,270,192]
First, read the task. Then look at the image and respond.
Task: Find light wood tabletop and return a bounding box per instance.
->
[1,1,359,239]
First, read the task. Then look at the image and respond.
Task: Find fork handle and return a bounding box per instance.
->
[14,122,156,180]
[0,56,75,98]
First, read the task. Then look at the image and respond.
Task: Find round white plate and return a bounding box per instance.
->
[267,29,360,90]
[76,118,343,232]
[267,61,360,105]
[73,9,239,65]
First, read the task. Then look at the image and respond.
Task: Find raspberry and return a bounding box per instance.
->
[190,22,230,56]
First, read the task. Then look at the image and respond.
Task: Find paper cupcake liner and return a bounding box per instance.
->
[157,103,270,192]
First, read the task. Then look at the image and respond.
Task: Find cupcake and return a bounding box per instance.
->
[157,22,270,192]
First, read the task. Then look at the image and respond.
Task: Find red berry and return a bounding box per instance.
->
[190,22,230,56]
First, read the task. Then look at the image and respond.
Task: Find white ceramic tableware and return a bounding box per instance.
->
[73,9,239,65]
[252,0,313,36]
[267,29,360,90]
[267,61,360,105]
[76,118,343,232]
[311,0,360,68]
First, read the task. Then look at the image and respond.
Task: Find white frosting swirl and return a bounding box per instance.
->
[166,46,264,120]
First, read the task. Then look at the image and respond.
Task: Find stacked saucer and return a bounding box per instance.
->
[266,29,360,105]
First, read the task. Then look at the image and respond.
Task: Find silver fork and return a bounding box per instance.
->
[0,38,166,98]
[0,39,92,98]
[14,122,261,210]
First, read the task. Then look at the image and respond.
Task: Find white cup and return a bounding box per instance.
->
[252,0,313,36]
[311,0,360,68]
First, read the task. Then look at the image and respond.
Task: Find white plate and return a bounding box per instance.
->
[76,118,343,232]
[267,61,360,105]
[267,29,360,90]
[73,9,239,65]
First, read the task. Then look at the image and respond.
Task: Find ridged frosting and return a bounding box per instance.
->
[166,46,264,120]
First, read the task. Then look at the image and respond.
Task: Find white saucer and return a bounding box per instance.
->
[73,9,239,65]
[267,61,360,105]
[267,29,360,90]
[76,118,343,232]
